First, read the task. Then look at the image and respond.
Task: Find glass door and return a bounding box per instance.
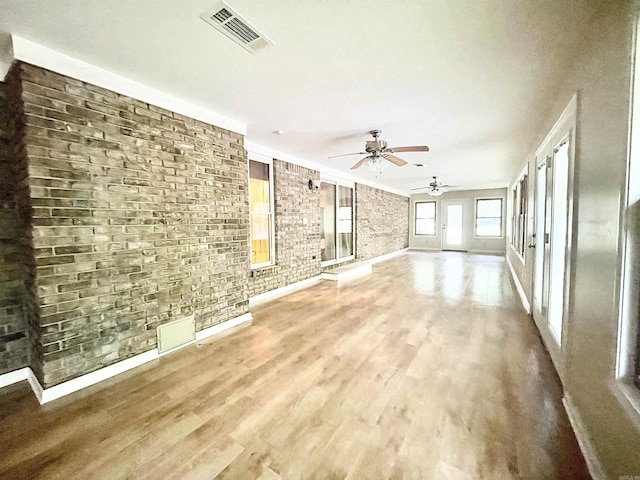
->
[442,201,465,251]
[547,140,570,344]
[320,181,354,264]
[532,138,571,346]
[533,156,549,320]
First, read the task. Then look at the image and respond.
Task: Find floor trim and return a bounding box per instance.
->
[506,254,531,313]
[367,247,408,264]
[0,367,31,389]
[562,395,606,480]
[249,275,323,306]
[0,312,253,404]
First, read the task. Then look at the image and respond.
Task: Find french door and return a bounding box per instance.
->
[532,137,571,346]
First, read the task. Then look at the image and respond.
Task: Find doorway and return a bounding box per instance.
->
[531,94,576,361]
[442,201,466,251]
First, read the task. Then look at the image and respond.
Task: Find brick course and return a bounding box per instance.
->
[248,160,321,296]
[13,62,250,386]
[356,184,409,260]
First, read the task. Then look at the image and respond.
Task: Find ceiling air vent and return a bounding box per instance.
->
[201,1,274,54]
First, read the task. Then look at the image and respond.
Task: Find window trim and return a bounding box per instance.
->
[474,197,504,238]
[249,156,275,269]
[414,200,437,236]
[320,176,355,267]
[616,15,640,417]
[509,166,528,262]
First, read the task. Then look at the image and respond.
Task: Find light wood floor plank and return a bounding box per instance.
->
[0,252,590,479]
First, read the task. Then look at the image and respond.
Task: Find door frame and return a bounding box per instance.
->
[441,199,467,251]
[532,154,550,324]
[530,93,578,383]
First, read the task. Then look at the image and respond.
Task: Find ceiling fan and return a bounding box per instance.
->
[411,176,460,196]
[328,129,429,175]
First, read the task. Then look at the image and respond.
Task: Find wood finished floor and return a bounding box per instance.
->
[0,251,590,479]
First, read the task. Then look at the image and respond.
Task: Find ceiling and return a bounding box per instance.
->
[0,0,601,194]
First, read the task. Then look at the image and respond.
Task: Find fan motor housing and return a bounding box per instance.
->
[365,140,386,152]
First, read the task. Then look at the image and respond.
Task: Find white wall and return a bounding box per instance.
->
[409,188,507,254]
[507,2,640,477]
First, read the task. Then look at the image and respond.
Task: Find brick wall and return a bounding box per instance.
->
[248,160,321,297]
[13,62,249,387]
[355,184,409,260]
[0,80,32,375]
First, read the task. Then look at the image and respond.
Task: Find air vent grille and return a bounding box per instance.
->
[212,8,233,23]
[225,17,259,44]
[201,1,274,54]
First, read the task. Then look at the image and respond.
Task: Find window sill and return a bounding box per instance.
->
[613,380,640,433]
[250,264,278,277]
[509,244,526,265]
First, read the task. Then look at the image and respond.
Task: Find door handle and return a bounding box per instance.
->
[528,244,535,249]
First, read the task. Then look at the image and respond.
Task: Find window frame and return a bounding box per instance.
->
[248,156,275,268]
[320,176,355,267]
[616,16,640,416]
[509,166,528,261]
[414,200,437,236]
[474,197,504,238]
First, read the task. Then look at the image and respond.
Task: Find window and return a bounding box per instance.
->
[475,198,503,237]
[249,159,274,267]
[320,180,354,263]
[415,201,436,235]
[617,21,640,401]
[510,170,528,257]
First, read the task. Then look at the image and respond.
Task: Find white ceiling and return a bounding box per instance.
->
[0,0,600,194]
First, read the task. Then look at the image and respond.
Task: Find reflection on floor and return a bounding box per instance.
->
[0,251,590,479]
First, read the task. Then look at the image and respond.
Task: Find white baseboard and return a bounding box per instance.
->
[0,312,252,404]
[0,367,31,389]
[367,247,408,264]
[468,249,506,255]
[40,349,160,404]
[195,312,252,341]
[506,255,531,314]
[26,368,43,403]
[249,275,322,306]
[562,395,606,480]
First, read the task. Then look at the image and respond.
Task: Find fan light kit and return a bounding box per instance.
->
[411,176,460,196]
[328,130,429,177]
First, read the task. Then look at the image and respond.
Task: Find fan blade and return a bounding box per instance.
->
[328,151,367,159]
[383,154,408,166]
[411,187,431,191]
[388,146,429,153]
[351,156,372,170]
[440,185,461,188]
